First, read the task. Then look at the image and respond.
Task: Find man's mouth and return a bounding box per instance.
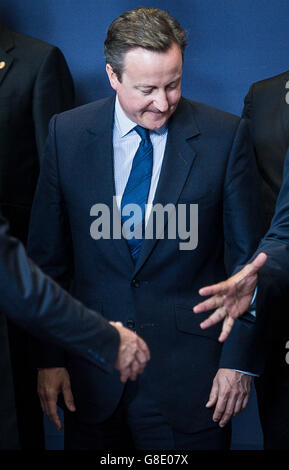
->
[147,110,167,115]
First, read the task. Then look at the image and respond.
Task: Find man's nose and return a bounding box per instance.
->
[154,90,169,112]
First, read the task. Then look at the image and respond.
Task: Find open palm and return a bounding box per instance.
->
[193,253,268,341]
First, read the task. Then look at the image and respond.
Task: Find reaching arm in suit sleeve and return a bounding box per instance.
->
[27,115,75,368]
[250,148,289,347]
[257,147,289,250]
[0,214,119,373]
[33,46,75,159]
[218,118,266,374]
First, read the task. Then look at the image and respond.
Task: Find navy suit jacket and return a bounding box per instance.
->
[242,71,289,228]
[28,96,265,433]
[0,24,75,244]
[242,72,289,374]
[256,147,289,344]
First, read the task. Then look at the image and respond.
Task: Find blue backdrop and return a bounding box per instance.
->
[2,0,288,450]
[2,0,289,113]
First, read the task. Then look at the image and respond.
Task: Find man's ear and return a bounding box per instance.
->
[106,63,119,91]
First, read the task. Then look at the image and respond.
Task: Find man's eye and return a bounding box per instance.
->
[141,89,152,95]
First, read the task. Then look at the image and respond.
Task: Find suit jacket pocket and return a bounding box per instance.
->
[175,304,221,341]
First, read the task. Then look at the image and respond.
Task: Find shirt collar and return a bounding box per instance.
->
[114,95,167,137]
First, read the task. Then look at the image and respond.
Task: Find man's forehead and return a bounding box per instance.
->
[133,74,182,88]
[121,45,183,82]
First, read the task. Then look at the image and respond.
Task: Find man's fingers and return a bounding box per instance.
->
[136,337,150,360]
[38,387,56,418]
[114,324,150,382]
[206,381,218,408]
[129,359,144,381]
[200,307,227,330]
[120,352,147,382]
[218,316,235,343]
[241,394,249,411]
[232,379,251,417]
[119,361,144,383]
[209,370,252,427]
[118,353,144,382]
[110,321,123,327]
[38,395,47,416]
[218,395,236,427]
[63,385,76,412]
[127,353,146,378]
[193,294,225,314]
[232,394,245,417]
[120,369,130,383]
[135,348,148,365]
[198,280,228,298]
[196,253,267,307]
[46,396,62,430]
[212,394,228,423]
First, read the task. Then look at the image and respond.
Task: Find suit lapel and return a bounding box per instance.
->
[0,25,14,86]
[133,98,200,276]
[84,96,135,271]
[83,97,201,275]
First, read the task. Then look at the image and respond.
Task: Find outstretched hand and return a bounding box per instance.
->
[193,252,267,342]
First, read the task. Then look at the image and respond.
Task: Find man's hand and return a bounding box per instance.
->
[193,252,267,341]
[207,369,252,427]
[37,367,75,431]
[110,321,150,383]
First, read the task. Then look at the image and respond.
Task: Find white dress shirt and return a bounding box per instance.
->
[113,95,167,224]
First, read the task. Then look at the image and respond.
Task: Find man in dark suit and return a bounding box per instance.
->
[0,23,75,242]
[0,213,149,450]
[194,72,289,449]
[242,72,289,449]
[193,150,289,450]
[242,71,289,229]
[27,7,265,450]
[194,68,289,447]
[0,23,75,448]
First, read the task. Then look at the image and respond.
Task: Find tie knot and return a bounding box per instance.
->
[134,125,150,143]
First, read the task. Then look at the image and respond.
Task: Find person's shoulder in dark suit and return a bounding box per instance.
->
[0,24,75,155]
[242,70,289,228]
[243,70,289,120]
[245,70,289,95]
[0,23,75,242]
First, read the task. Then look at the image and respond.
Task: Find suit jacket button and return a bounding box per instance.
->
[126,320,136,329]
[131,279,140,288]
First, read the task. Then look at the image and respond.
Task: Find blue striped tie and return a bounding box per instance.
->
[121,125,153,260]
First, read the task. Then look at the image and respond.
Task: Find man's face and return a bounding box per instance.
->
[106,42,183,130]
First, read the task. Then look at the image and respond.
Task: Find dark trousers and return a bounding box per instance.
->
[64,371,231,450]
[0,314,19,449]
[255,340,289,450]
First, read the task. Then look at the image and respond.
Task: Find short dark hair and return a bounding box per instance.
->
[104,7,187,80]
